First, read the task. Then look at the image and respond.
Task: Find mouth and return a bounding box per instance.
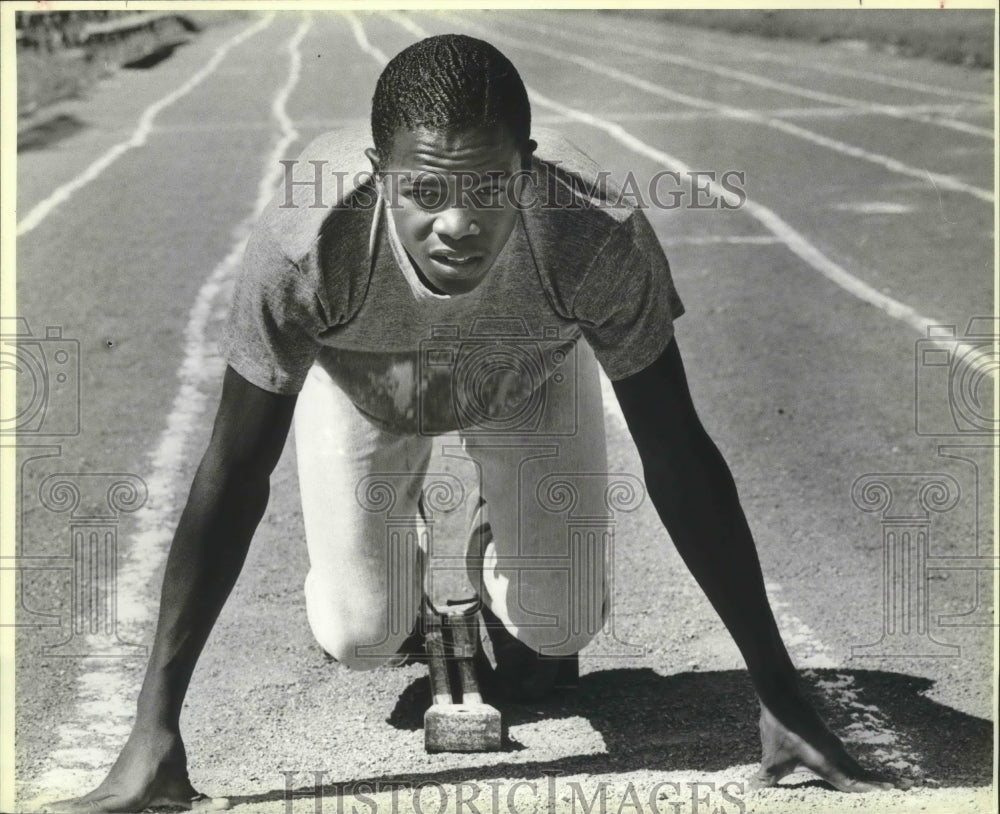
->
[428,251,486,270]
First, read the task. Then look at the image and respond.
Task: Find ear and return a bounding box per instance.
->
[364,147,381,175]
[521,139,537,171]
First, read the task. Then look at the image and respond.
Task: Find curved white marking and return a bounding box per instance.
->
[532,8,993,106]
[435,11,993,204]
[344,10,390,65]
[17,14,275,238]
[660,235,785,246]
[831,202,915,214]
[383,9,937,784]
[513,11,993,137]
[408,12,994,380]
[23,16,313,808]
[539,105,993,125]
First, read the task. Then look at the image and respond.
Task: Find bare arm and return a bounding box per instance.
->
[136,365,297,728]
[612,337,896,791]
[63,366,297,812]
[611,337,796,695]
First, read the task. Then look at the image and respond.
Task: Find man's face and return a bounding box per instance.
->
[368,126,528,295]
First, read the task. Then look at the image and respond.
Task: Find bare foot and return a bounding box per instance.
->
[753,705,904,793]
[45,728,230,813]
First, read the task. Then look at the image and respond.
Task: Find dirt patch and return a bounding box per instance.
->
[17,113,87,153]
[14,11,248,117]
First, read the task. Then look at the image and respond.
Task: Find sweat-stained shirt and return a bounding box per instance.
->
[220,126,685,436]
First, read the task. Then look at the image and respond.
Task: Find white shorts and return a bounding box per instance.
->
[293,339,611,669]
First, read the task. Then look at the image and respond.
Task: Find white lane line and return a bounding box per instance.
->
[373,12,934,784]
[660,235,785,246]
[383,15,937,786]
[535,8,993,106]
[155,106,979,133]
[423,12,996,381]
[761,583,836,670]
[16,14,275,238]
[387,11,425,40]
[345,10,390,65]
[503,12,992,139]
[436,11,993,205]
[606,362,924,777]
[382,12,840,657]
[601,367,926,778]
[151,115,374,134]
[744,49,995,106]
[537,104,993,125]
[766,586,924,777]
[22,15,313,809]
[385,10,997,405]
[830,201,915,215]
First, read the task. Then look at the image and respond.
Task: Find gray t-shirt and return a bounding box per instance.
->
[221,126,684,434]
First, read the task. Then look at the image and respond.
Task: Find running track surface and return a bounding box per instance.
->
[9,10,996,814]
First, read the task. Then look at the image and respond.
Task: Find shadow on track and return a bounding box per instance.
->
[225,667,992,809]
[122,41,189,70]
[17,114,87,152]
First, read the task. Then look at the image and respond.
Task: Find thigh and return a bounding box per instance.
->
[462,339,609,655]
[294,364,431,666]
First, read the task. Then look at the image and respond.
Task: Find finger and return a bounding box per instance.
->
[46,799,127,813]
[146,794,232,812]
[191,794,231,811]
[817,766,901,794]
[828,776,896,793]
[749,755,800,790]
[46,795,112,813]
[747,770,780,791]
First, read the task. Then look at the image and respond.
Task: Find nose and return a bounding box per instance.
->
[432,207,481,240]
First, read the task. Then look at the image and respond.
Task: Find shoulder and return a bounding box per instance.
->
[530,127,636,227]
[254,124,378,266]
[522,128,652,306]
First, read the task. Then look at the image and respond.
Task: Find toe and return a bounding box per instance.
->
[750,757,799,790]
[829,776,894,793]
[814,763,903,794]
[748,769,780,791]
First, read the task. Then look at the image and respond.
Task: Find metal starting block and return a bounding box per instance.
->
[423,598,502,753]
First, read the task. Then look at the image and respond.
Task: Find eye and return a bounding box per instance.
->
[410,186,447,211]
[471,184,505,208]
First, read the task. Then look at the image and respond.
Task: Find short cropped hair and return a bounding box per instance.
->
[371,34,532,160]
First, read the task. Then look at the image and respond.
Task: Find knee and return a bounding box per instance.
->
[492,583,607,657]
[311,614,410,671]
[306,581,415,671]
[511,624,596,658]
[490,600,601,657]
